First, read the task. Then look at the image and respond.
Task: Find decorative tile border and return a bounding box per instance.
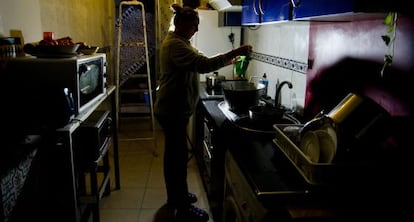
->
[251,52,308,74]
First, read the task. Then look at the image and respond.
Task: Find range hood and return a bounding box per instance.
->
[208,0,242,12]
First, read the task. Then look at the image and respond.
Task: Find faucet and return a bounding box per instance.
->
[275,80,293,109]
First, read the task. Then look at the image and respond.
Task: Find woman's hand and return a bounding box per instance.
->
[225,45,253,64]
[237,45,253,56]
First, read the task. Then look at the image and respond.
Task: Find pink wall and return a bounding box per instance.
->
[305,16,414,118]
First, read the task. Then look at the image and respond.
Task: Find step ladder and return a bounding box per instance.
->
[116,0,157,155]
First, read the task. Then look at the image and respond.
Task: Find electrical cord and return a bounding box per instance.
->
[228,32,235,49]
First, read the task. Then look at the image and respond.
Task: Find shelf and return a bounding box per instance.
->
[52,84,120,222]
[57,85,116,134]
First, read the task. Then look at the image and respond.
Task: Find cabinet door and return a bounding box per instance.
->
[242,0,291,25]
[242,0,261,25]
[261,0,291,23]
[293,0,354,19]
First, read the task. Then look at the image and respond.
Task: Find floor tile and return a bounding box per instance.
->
[99,119,213,221]
[141,188,168,209]
[139,206,175,222]
[100,188,145,209]
[99,208,140,222]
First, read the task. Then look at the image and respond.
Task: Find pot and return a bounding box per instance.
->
[206,72,225,89]
[221,81,266,113]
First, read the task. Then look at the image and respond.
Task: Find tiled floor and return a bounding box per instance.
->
[99,117,213,222]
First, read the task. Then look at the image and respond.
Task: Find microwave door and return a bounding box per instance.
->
[78,59,106,115]
[79,64,99,95]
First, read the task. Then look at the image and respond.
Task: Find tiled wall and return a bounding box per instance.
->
[243,22,310,114]
[243,16,414,118]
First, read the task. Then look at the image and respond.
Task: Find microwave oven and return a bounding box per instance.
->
[2,53,107,134]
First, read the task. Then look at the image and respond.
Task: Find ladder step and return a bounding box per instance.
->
[121,74,148,79]
[119,58,147,63]
[120,42,145,47]
[120,104,150,114]
[120,88,148,94]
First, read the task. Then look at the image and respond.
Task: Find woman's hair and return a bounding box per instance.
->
[171,3,199,25]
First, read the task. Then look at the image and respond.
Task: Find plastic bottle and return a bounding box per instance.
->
[258,73,269,96]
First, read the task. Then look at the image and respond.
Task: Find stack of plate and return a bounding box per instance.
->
[299,124,337,163]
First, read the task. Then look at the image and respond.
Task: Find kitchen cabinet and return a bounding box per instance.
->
[292,0,406,21]
[241,0,291,25]
[218,11,242,26]
[194,98,229,222]
[262,0,291,23]
[241,0,260,25]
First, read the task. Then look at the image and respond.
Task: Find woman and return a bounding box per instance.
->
[155,4,252,221]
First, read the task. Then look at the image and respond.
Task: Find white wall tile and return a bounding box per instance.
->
[243,21,310,110]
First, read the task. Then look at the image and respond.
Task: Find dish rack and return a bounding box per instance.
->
[272,124,362,186]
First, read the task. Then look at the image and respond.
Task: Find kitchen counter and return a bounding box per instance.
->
[200,99,318,197]
[199,99,339,221]
[197,83,412,221]
[199,82,313,199]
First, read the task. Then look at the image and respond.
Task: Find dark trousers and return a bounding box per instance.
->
[155,114,190,209]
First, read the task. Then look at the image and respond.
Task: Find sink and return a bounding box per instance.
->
[218,100,301,136]
[233,112,301,135]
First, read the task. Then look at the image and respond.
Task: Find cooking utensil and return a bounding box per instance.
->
[206,72,225,89]
[221,81,266,113]
[300,93,363,136]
